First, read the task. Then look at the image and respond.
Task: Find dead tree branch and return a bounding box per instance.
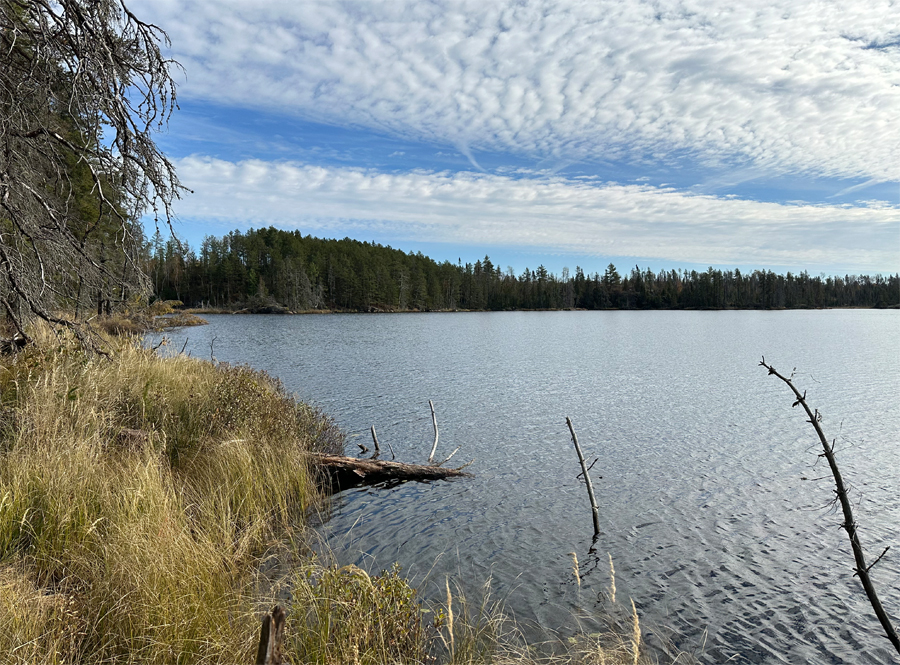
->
[370,424,380,453]
[436,446,461,467]
[566,417,601,538]
[340,401,467,489]
[427,399,439,463]
[760,357,899,655]
[0,0,184,343]
[576,457,600,480]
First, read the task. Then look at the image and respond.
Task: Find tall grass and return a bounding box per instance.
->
[0,328,341,663]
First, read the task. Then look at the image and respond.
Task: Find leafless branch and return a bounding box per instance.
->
[1,0,184,344]
[760,357,899,655]
[435,446,460,467]
[427,399,439,463]
[576,456,600,480]
[566,417,601,539]
[865,547,891,574]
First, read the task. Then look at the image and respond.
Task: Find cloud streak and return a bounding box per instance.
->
[134,0,900,182]
[173,157,900,272]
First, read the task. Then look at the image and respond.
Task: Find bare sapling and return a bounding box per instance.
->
[760,358,900,655]
[566,417,601,538]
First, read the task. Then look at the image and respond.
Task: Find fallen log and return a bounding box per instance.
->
[312,453,471,493]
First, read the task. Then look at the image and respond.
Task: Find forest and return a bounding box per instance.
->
[149,227,900,312]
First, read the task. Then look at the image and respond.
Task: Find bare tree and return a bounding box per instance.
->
[760,358,899,655]
[0,0,182,344]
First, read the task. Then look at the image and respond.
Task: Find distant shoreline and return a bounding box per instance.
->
[184,303,899,316]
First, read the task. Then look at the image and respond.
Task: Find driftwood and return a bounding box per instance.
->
[370,425,381,454]
[761,358,900,655]
[315,401,471,492]
[313,453,471,492]
[566,417,601,538]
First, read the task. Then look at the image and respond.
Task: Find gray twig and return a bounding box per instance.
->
[427,399,439,463]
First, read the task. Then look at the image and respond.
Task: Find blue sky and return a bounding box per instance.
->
[133,0,899,276]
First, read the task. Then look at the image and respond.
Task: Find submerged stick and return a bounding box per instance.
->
[566,417,601,538]
[427,399,440,463]
[370,425,380,452]
[760,358,900,655]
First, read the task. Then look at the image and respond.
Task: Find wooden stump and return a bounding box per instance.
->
[255,605,285,665]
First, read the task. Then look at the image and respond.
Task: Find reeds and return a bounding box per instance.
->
[608,554,616,604]
[429,577,666,665]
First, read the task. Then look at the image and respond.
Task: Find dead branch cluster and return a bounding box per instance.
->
[314,400,472,492]
[0,0,183,344]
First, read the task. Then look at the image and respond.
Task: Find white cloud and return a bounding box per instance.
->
[132,0,900,181]
[173,156,900,271]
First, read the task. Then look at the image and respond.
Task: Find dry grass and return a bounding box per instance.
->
[286,562,427,664]
[91,305,208,338]
[0,327,340,663]
[428,576,684,665]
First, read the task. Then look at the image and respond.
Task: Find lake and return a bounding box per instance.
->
[148,310,900,664]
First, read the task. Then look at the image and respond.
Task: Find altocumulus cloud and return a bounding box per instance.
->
[175,157,900,272]
[134,0,900,181]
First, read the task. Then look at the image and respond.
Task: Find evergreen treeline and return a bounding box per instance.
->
[149,227,900,311]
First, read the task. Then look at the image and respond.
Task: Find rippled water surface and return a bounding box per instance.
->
[150,310,900,663]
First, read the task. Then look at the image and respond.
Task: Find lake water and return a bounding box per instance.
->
[148,310,900,664]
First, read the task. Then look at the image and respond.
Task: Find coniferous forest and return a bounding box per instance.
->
[149,227,900,312]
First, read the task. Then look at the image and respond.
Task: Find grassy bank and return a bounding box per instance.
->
[0,328,675,664]
[0,327,344,662]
